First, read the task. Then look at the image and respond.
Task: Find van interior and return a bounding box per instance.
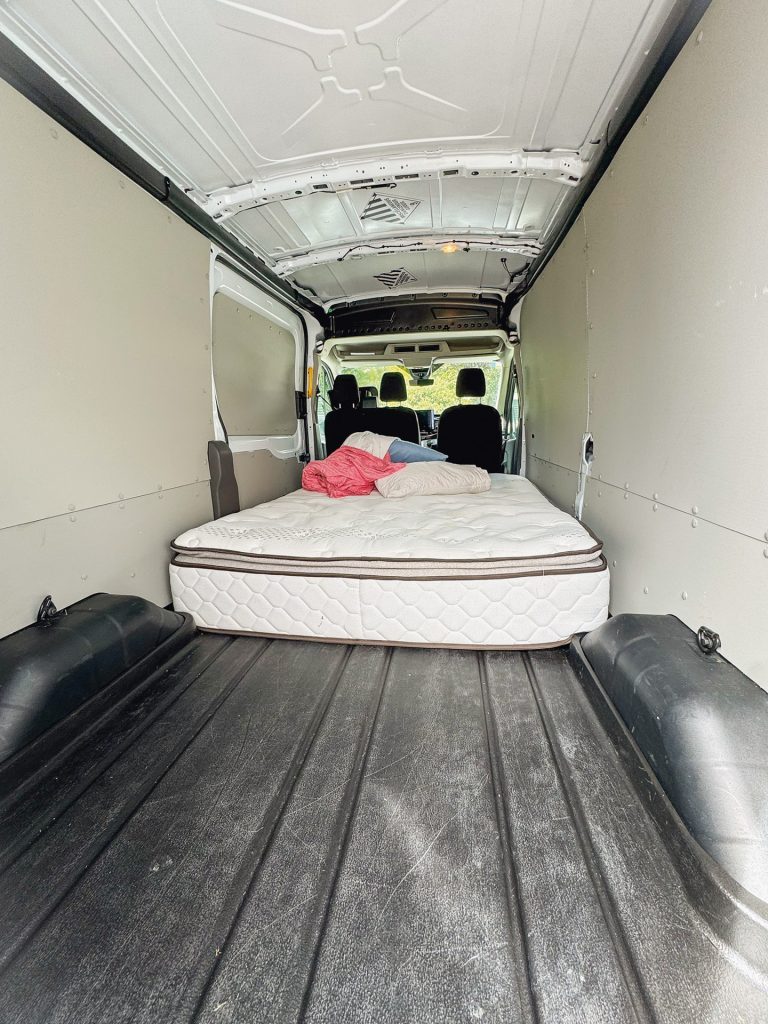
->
[1,1,767,1021]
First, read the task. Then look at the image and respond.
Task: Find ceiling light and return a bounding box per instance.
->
[441,242,459,254]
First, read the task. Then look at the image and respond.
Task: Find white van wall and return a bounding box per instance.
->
[0,78,214,635]
[521,0,768,688]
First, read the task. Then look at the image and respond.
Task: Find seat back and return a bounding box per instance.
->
[324,372,421,452]
[437,368,503,472]
[369,371,420,444]
[323,374,367,454]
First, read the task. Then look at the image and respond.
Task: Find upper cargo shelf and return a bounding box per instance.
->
[0,0,707,309]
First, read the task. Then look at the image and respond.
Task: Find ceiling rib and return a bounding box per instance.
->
[0,0,709,308]
[204,151,586,220]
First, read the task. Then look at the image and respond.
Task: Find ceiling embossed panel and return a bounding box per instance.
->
[0,0,692,305]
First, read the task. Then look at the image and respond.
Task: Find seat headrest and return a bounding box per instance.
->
[380,371,408,403]
[330,374,360,410]
[359,385,378,408]
[456,367,486,398]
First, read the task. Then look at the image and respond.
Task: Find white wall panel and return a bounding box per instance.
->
[520,221,589,506]
[526,458,582,517]
[212,294,297,437]
[519,0,768,688]
[0,78,213,533]
[0,484,212,636]
[585,0,768,542]
[233,451,302,511]
[0,79,213,634]
[583,479,768,688]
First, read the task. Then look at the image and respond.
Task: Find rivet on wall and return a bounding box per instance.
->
[681,591,688,601]
[691,518,698,528]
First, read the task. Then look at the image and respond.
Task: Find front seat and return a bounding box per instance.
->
[323,374,366,454]
[367,371,420,443]
[437,367,503,472]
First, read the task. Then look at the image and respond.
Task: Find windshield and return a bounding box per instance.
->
[344,360,502,415]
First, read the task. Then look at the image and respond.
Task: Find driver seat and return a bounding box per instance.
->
[437,368,503,472]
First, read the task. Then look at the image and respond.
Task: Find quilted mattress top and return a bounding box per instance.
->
[172,475,604,579]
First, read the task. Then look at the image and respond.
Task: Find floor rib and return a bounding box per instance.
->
[0,637,765,1024]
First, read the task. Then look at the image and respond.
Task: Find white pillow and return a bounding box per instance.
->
[375,461,491,498]
[343,431,397,459]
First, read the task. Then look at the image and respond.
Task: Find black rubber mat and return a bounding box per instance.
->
[0,636,766,1022]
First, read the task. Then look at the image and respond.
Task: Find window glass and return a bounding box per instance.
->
[344,359,502,415]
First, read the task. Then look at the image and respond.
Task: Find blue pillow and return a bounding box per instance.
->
[389,438,448,464]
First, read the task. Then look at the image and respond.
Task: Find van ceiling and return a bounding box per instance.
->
[0,0,697,310]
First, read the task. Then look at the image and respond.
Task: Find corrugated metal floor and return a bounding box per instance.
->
[0,635,765,1023]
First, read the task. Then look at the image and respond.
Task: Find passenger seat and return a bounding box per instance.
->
[323,374,366,454]
[366,371,420,444]
[437,368,503,472]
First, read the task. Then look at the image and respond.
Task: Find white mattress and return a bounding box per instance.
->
[170,475,609,648]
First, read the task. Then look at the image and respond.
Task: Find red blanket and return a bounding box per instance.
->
[302,446,405,498]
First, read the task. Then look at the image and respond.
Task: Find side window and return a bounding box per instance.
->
[316,363,334,441]
[212,292,297,438]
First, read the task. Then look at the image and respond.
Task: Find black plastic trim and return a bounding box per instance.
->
[0,598,195,794]
[329,295,503,337]
[568,628,768,970]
